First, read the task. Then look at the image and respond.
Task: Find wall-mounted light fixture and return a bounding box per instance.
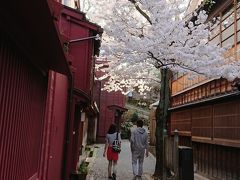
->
[69,34,101,43]
[63,34,101,53]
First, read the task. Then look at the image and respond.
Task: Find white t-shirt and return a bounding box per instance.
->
[106,132,121,145]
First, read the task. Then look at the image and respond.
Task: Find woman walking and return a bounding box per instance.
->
[103,124,121,180]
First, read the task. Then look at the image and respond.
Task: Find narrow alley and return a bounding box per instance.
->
[87,140,155,180]
[86,140,210,180]
[1,1,240,180]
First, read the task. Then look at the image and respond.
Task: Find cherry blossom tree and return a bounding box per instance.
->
[81,0,240,178]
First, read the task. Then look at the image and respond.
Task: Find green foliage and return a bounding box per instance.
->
[127,98,151,110]
[88,151,93,157]
[78,161,89,174]
[127,98,139,106]
[130,112,139,123]
[85,146,91,151]
[142,118,149,126]
[122,109,135,121]
[122,110,139,123]
[203,0,215,12]
[121,121,133,139]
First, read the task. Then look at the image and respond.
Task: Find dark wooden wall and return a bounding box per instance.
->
[177,136,240,180]
[171,99,240,148]
[171,99,240,180]
[193,143,240,180]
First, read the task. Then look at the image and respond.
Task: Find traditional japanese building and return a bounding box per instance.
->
[53,1,103,179]
[94,60,127,142]
[0,1,71,180]
[0,0,102,179]
[170,0,240,179]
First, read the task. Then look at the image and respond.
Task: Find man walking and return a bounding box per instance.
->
[130,119,149,180]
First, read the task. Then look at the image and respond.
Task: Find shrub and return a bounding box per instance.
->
[143,118,149,126]
[88,151,93,157]
[121,121,133,139]
[122,109,135,121]
[85,146,91,151]
[78,161,89,174]
[130,112,139,124]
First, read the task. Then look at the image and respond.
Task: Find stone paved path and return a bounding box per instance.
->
[86,140,209,180]
[87,140,155,180]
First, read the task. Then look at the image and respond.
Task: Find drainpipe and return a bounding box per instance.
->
[62,73,74,180]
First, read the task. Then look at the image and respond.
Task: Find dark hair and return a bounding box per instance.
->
[136,120,143,127]
[108,123,117,134]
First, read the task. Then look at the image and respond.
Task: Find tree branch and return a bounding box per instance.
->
[147,51,164,66]
[128,0,152,25]
[126,77,161,83]
[174,63,205,75]
[147,51,205,75]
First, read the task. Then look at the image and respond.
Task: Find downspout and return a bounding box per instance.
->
[62,74,74,180]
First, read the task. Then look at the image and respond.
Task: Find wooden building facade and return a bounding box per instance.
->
[0,0,102,179]
[94,61,126,142]
[55,3,103,179]
[170,0,240,179]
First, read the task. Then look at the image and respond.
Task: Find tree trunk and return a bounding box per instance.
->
[153,68,171,179]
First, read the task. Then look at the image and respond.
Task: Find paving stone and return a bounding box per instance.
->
[87,140,155,180]
[87,140,209,180]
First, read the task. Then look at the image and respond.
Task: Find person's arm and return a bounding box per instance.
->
[103,135,109,157]
[145,133,149,157]
[145,148,149,157]
[130,131,134,151]
[118,132,122,147]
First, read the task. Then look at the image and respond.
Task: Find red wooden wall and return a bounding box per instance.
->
[60,7,94,95]
[0,30,47,180]
[98,90,126,140]
[47,72,68,180]
[59,7,101,178]
[0,1,103,179]
[71,104,82,171]
[39,71,69,180]
[95,70,126,142]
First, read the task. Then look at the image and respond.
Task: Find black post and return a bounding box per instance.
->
[115,110,123,132]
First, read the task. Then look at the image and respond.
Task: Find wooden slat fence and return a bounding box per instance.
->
[164,131,179,180]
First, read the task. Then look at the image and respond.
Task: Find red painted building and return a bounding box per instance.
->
[0,0,102,180]
[56,4,103,178]
[94,61,127,142]
[0,1,71,180]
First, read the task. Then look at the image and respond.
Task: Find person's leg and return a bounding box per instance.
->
[108,160,113,177]
[112,161,117,179]
[138,151,145,177]
[132,151,138,176]
[112,161,117,174]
